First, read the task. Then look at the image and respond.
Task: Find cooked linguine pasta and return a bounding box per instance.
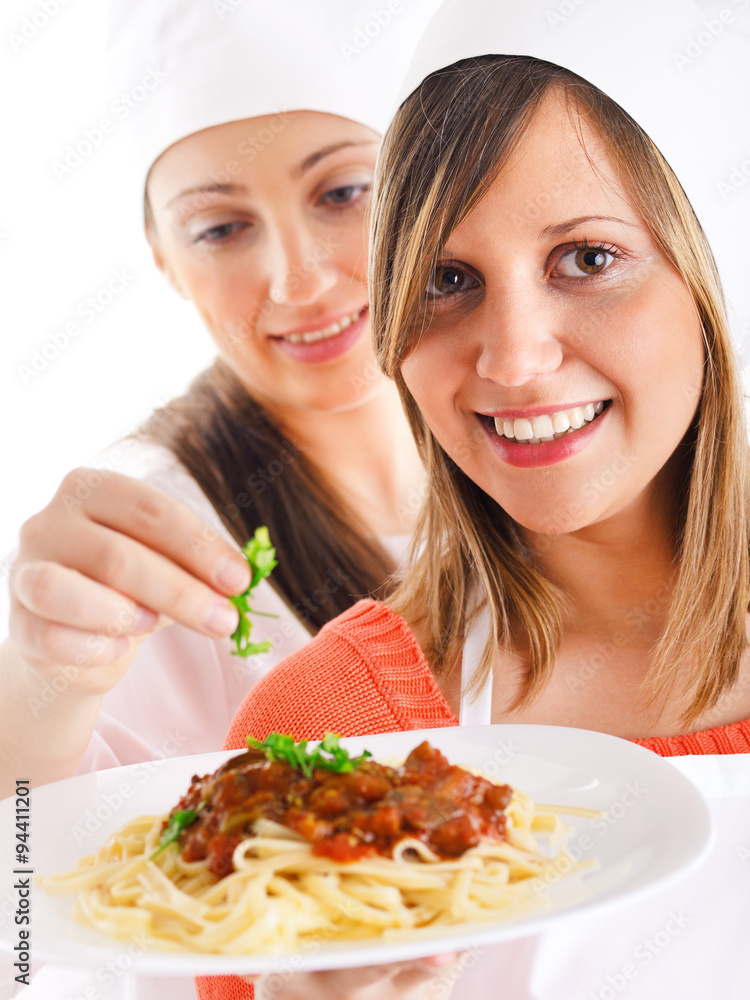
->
[41,738,595,954]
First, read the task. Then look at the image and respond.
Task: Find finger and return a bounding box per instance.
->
[419,953,458,968]
[391,964,448,993]
[51,520,240,637]
[53,470,251,595]
[13,561,159,634]
[9,600,132,673]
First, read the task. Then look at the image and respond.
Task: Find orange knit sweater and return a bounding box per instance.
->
[195,598,750,1000]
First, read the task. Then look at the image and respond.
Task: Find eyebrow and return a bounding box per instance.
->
[539,216,638,239]
[167,182,247,208]
[165,140,378,208]
[294,140,378,177]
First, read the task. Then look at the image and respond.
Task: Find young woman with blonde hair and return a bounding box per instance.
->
[204,1,750,997]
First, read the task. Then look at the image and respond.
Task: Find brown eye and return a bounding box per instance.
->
[576,248,607,273]
[556,246,616,278]
[427,265,477,297]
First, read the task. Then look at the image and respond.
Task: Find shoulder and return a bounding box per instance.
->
[223,599,456,747]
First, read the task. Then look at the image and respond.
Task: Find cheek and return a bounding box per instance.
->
[327,224,368,285]
[400,343,454,425]
[173,254,267,339]
[401,343,485,468]
[618,292,705,437]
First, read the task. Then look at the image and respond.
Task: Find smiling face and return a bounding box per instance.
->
[399,89,705,537]
[146,111,384,416]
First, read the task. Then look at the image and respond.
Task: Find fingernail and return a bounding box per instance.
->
[203,600,239,636]
[214,555,251,594]
[132,607,159,634]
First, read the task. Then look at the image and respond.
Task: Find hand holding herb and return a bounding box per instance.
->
[229,527,278,657]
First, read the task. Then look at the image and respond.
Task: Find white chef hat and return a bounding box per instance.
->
[106,0,443,192]
[397,0,750,345]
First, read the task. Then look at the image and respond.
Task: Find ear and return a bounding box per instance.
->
[145,221,188,300]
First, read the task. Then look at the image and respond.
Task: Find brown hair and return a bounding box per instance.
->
[141,359,395,632]
[371,55,750,724]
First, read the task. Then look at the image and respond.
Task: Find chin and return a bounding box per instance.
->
[487,488,599,538]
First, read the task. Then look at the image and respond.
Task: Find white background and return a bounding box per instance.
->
[0,0,214,560]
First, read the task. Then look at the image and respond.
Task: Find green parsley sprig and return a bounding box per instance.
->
[246,732,372,779]
[229,527,279,657]
[150,809,198,860]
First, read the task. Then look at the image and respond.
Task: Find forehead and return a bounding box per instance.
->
[446,88,637,245]
[147,111,379,205]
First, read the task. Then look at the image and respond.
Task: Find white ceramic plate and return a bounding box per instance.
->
[0,724,713,975]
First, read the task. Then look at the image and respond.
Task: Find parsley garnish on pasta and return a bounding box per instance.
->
[245,731,372,779]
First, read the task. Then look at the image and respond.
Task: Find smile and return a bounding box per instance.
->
[277,307,367,345]
[492,401,609,445]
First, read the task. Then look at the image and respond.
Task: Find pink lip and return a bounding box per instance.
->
[480,400,608,420]
[270,308,368,365]
[268,306,366,339]
[481,405,610,468]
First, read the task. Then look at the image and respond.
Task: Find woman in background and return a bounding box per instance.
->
[0,1,439,794]
[204,0,750,997]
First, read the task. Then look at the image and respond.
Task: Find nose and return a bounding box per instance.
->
[266,221,338,306]
[476,287,563,386]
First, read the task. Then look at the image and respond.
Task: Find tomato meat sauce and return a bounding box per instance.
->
[167,741,513,878]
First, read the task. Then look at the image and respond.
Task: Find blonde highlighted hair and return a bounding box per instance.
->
[370,55,750,724]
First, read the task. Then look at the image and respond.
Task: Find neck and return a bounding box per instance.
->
[265,381,424,538]
[525,479,678,648]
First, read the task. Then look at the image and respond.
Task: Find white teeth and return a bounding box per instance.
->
[492,401,607,445]
[552,411,570,433]
[514,418,534,441]
[281,308,363,344]
[569,407,585,429]
[531,414,554,438]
